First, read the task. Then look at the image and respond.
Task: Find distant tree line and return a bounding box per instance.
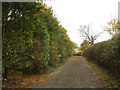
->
[2,2,76,81]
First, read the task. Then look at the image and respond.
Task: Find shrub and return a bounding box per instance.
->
[83,34,120,79]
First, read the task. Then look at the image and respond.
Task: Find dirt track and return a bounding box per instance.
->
[24,56,104,88]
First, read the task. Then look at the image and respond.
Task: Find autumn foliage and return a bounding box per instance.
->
[2,2,75,82]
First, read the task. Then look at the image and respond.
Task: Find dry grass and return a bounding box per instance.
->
[86,59,119,88]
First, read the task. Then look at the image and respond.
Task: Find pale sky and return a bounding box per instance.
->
[44,0,119,46]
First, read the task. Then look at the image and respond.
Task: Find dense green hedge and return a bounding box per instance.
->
[83,33,120,79]
[2,2,76,80]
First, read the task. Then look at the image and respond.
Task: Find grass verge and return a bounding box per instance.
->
[87,59,120,88]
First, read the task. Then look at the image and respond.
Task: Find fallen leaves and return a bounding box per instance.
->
[3,71,50,88]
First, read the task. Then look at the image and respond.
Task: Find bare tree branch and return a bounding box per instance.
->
[79,24,102,45]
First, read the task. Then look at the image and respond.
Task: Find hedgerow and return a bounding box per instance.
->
[83,33,120,81]
[2,2,76,81]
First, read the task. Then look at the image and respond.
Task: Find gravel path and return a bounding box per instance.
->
[24,56,104,88]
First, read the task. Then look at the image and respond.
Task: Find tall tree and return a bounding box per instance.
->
[80,40,89,51]
[79,25,102,45]
[105,18,120,37]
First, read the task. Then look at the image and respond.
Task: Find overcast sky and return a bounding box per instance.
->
[44,0,119,46]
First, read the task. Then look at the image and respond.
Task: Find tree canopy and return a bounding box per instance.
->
[79,40,90,51]
[105,18,120,37]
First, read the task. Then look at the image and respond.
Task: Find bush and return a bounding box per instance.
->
[83,34,120,79]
